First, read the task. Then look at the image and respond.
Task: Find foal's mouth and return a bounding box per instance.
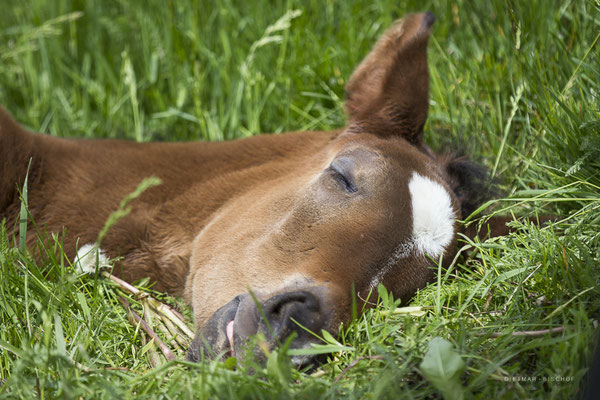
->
[186,294,244,362]
[186,288,333,368]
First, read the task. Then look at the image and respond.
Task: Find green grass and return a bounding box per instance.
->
[1,0,599,398]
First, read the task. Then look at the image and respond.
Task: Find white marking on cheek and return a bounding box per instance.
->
[408,172,456,258]
[75,244,111,274]
[368,242,413,291]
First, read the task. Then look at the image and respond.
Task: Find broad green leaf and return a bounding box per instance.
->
[54,313,66,356]
[377,284,389,306]
[495,266,531,282]
[140,337,156,357]
[380,306,427,317]
[321,329,341,346]
[266,349,292,386]
[76,292,91,321]
[287,344,354,356]
[419,337,466,400]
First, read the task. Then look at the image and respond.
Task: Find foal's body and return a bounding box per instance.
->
[1,108,336,295]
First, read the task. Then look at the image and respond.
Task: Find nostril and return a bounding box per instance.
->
[261,291,322,339]
[265,291,317,313]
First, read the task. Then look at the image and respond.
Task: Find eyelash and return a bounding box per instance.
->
[328,167,357,193]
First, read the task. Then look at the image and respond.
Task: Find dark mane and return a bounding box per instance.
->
[441,153,497,219]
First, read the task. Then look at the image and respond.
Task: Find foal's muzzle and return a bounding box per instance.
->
[186,287,332,367]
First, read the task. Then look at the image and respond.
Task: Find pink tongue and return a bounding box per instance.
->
[226,320,235,357]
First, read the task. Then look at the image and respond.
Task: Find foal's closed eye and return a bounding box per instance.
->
[327,164,358,193]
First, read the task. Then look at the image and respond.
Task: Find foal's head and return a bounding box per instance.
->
[186,12,487,365]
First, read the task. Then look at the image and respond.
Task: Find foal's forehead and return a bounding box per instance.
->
[335,135,441,180]
[344,134,457,254]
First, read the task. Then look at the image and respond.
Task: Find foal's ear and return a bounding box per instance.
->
[345,12,434,144]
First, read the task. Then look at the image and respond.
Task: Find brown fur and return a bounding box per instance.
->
[1,13,502,358]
